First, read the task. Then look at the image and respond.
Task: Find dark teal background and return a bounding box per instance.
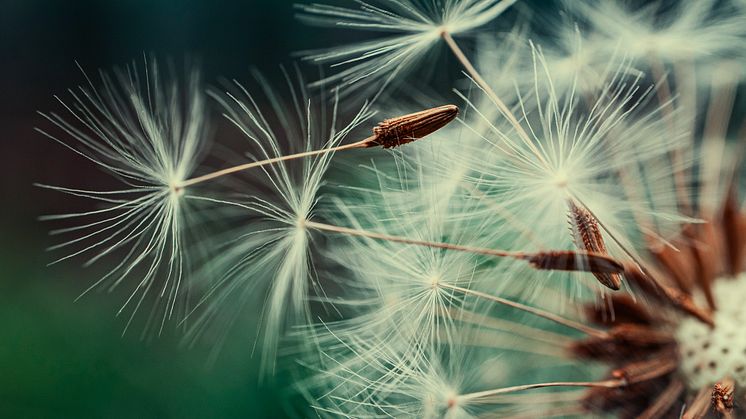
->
[0,1,324,417]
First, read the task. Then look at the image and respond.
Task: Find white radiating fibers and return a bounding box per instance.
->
[37,58,209,333]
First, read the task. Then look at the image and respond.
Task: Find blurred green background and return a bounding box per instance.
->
[0,0,337,417]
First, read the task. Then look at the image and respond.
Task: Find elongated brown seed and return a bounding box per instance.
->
[368,104,458,148]
[721,185,744,276]
[567,199,623,290]
[570,324,673,362]
[525,250,624,274]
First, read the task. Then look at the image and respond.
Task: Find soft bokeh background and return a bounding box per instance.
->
[0,0,538,417]
[0,1,337,416]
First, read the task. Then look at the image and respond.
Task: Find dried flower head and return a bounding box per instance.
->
[573,188,746,417]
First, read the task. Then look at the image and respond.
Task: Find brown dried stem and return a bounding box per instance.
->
[179,137,373,188]
[637,379,685,419]
[682,386,713,419]
[649,54,691,213]
[610,350,678,384]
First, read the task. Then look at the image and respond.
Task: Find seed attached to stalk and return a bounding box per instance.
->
[179,105,459,187]
[368,104,459,148]
[567,199,623,290]
[304,220,624,276]
[525,250,624,275]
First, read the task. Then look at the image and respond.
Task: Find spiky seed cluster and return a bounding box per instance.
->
[370,104,459,148]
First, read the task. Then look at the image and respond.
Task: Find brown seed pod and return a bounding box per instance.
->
[525,250,624,275]
[567,199,623,290]
[369,104,459,148]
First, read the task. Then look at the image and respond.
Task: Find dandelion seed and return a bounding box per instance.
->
[568,0,746,67]
[297,0,517,98]
[369,104,458,148]
[304,176,502,354]
[458,45,693,299]
[182,71,460,371]
[307,327,610,418]
[37,58,208,332]
[567,199,622,290]
[179,103,459,187]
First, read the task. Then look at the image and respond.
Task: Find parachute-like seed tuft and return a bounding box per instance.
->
[36,58,208,333]
[296,0,517,98]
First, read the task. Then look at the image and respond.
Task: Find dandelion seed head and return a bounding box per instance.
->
[558,178,746,417]
[37,58,208,331]
[184,69,375,370]
[302,155,511,357]
[297,0,517,97]
[458,46,691,299]
[327,202,477,349]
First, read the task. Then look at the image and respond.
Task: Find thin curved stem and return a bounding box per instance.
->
[457,379,625,402]
[440,283,608,339]
[304,220,623,275]
[648,55,690,213]
[305,219,528,258]
[178,136,374,188]
[440,30,548,168]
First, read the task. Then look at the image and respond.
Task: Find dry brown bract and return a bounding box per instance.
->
[570,187,746,418]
